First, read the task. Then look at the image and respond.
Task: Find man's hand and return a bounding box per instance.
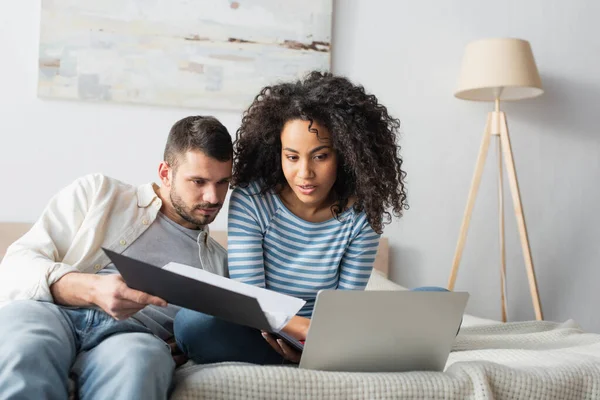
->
[51,272,167,320]
[91,274,167,320]
[261,332,302,363]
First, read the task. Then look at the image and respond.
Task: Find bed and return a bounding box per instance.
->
[2,223,599,399]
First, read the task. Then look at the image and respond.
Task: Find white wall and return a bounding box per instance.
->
[0,0,241,229]
[331,0,600,331]
[1,1,599,331]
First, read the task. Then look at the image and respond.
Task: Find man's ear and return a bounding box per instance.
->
[158,161,172,187]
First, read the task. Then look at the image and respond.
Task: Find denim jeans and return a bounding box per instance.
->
[174,309,285,365]
[174,286,451,365]
[0,300,174,400]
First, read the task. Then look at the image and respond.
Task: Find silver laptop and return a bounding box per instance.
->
[298,290,469,372]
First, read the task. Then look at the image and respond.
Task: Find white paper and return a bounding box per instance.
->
[163,262,305,331]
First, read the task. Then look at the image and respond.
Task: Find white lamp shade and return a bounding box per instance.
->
[455,38,543,101]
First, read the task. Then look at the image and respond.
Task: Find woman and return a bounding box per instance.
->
[174,71,409,364]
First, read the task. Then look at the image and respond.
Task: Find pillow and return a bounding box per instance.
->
[365,269,408,291]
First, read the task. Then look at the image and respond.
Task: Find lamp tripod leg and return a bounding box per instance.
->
[499,113,543,320]
[497,135,508,323]
[448,114,493,291]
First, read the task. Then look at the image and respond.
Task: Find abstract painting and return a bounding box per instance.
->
[38,0,332,110]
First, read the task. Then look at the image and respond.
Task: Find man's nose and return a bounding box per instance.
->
[203,185,219,205]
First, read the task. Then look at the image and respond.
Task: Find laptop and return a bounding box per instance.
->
[280,290,468,372]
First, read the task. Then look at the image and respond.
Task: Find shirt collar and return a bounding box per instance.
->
[137,182,160,208]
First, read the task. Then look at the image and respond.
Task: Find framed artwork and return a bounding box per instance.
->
[38,0,332,110]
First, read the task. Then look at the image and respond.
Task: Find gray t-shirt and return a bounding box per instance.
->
[99,212,204,339]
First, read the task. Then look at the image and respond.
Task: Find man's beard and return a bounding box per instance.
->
[170,187,221,228]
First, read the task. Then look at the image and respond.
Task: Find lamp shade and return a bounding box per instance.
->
[455,38,543,101]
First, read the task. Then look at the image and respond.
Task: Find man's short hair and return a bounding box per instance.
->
[164,116,233,170]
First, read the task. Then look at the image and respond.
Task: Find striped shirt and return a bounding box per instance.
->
[227,182,381,317]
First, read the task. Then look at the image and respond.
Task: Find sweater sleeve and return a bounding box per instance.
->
[227,187,266,288]
[337,214,380,290]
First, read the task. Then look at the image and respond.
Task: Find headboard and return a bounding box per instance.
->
[0,223,389,277]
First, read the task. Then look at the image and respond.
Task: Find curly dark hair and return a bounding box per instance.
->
[233,71,408,234]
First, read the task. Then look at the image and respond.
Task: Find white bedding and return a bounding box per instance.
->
[171,319,600,399]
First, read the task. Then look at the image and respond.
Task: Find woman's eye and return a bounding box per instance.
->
[314,154,328,161]
[286,155,298,161]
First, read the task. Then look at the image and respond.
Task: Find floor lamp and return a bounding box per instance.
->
[447,38,544,321]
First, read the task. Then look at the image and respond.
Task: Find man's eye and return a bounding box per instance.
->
[193,180,205,185]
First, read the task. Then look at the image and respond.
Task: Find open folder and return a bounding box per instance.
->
[102,249,306,332]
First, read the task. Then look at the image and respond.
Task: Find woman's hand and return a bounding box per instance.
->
[260,315,310,363]
[261,332,302,363]
[281,315,310,340]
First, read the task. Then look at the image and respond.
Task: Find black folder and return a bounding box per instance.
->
[102,248,274,332]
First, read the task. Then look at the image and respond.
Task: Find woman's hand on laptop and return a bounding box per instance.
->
[260,315,310,363]
[261,332,302,363]
[281,315,310,340]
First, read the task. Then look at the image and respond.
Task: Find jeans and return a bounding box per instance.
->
[0,300,175,400]
[174,310,285,365]
[174,286,451,365]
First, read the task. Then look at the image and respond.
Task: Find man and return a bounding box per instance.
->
[0,116,233,399]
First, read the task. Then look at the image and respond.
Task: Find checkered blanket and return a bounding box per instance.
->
[171,319,600,399]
